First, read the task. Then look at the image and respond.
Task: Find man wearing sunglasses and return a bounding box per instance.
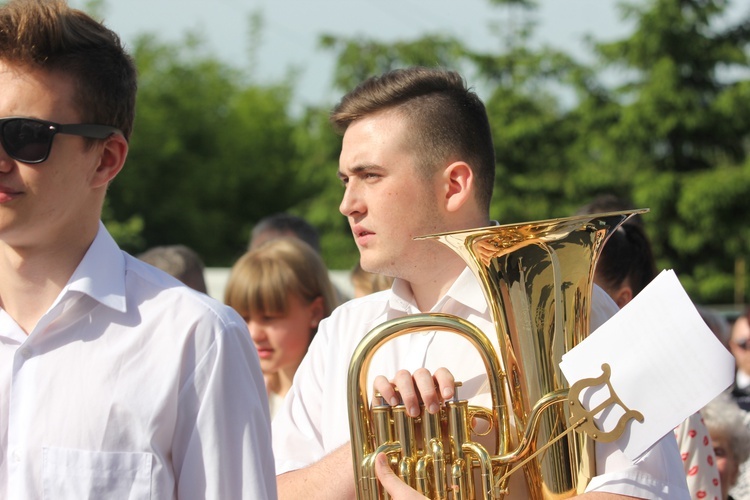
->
[0,1,275,499]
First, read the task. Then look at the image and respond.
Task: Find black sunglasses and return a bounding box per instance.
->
[0,117,122,164]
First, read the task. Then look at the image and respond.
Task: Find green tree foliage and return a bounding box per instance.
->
[317,0,750,303]
[96,0,749,304]
[106,32,321,265]
[582,0,750,302]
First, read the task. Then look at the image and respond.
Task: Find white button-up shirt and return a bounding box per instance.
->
[273,267,689,499]
[0,223,276,499]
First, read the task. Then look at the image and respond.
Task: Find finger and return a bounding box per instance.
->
[433,367,455,402]
[413,368,440,414]
[392,369,420,417]
[373,375,399,407]
[374,453,428,500]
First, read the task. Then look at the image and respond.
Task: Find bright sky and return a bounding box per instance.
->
[73,0,637,108]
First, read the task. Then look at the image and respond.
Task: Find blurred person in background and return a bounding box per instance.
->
[579,194,723,500]
[137,244,208,293]
[249,212,321,253]
[576,194,657,307]
[730,309,750,412]
[225,237,339,417]
[701,393,750,500]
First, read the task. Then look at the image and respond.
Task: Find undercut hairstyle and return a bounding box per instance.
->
[224,237,338,338]
[330,67,496,211]
[0,0,137,140]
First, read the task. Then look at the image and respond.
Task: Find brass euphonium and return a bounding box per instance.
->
[347,210,646,500]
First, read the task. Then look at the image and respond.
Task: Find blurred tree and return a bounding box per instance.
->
[580,0,750,302]
[107,32,317,265]
[316,0,750,304]
[92,0,750,304]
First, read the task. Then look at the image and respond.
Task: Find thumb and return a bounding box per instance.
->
[374,453,429,500]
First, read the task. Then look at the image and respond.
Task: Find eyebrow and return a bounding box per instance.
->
[337,164,381,179]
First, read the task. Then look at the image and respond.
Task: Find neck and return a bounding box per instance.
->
[407,245,467,312]
[406,215,490,312]
[0,220,99,333]
[267,365,299,398]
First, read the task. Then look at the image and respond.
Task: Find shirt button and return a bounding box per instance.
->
[12,450,20,463]
[19,348,31,359]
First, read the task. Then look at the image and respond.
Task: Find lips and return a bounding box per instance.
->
[255,347,274,360]
[0,186,21,203]
[352,224,374,245]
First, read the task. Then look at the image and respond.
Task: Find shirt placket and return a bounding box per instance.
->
[7,336,39,499]
[6,300,66,499]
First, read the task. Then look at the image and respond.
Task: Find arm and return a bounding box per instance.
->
[174,317,277,499]
[277,444,355,500]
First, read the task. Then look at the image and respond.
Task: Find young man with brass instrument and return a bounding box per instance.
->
[273,67,689,499]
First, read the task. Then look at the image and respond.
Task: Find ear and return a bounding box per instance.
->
[613,286,633,308]
[442,161,474,213]
[308,295,326,328]
[90,134,129,188]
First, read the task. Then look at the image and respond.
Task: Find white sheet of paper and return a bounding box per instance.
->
[559,269,735,460]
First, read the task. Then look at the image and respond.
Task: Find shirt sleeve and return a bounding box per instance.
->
[674,411,722,500]
[272,315,332,475]
[591,284,619,331]
[173,314,277,499]
[585,429,690,499]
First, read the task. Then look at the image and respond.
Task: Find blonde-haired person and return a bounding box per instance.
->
[225,237,339,417]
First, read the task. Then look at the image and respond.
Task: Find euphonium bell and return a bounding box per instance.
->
[347,210,646,500]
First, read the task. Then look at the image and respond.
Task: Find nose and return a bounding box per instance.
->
[339,183,364,218]
[247,320,266,343]
[0,141,14,173]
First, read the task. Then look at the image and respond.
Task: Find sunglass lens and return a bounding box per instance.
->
[2,119,53,163]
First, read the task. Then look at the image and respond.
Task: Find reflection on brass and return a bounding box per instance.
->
[347,210,647,499]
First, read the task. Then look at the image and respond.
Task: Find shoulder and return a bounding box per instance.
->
[122,253,245,332]
[325,290,391,327]
[590,284,619,332]
[311,290,393,350]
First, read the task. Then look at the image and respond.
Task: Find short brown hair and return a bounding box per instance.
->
[330,67,495,210]
[224,238,339,337]
[0,0,137,140]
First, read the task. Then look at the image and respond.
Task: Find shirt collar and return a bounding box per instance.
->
[65,221,127,313]
[436,266,487,315]
[386,266,487,316]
